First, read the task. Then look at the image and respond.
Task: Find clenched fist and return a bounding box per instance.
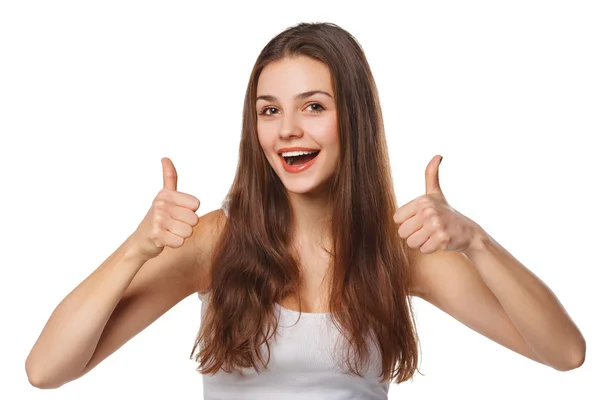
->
[130,158,200,260]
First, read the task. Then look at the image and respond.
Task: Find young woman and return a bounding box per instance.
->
[25,22,585,399]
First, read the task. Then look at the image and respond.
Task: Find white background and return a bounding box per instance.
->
[1,1,598,399]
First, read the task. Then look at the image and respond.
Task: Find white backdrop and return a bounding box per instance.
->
[1,1,597,399]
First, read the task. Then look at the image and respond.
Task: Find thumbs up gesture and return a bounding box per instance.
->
[393,155,480,254]
[130,158,201,261]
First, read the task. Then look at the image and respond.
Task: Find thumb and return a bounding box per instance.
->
[162,157,178,191]
[425,155,443,195]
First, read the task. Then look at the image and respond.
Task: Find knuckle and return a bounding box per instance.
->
[153,198,168,209]
[421,207,436,217]
[149,226,162,241]
[153,212,166,224]
[155,191,169,203]
[158,188,172,197]
[417,196,431,206]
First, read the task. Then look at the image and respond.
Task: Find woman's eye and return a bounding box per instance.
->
[260,107,278,116]
[259,104,324,116]
[306,103,324,113]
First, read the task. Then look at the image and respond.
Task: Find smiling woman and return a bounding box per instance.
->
[256,57,340,193]
[24,20,585,400]
[191,23,421,399]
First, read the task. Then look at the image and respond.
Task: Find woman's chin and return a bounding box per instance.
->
[282,178,332,198]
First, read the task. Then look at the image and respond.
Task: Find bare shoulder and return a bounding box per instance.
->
[192,208,227,293]
[406,246,482,298]
[406,245,473,297]
[409,248,460,300]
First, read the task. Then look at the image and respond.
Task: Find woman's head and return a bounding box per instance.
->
[192,22,419,384]
[256,55,339,197]
[242,22,388,201]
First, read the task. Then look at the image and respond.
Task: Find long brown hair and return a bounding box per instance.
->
[190,22,420,384]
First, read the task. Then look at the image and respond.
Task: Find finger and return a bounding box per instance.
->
[170,192,201,212]
[162,157,178,191]
[419,233,445,254]
[406,225,434,250]
[163,218,194,240]
[425,155,443,195]
[397,215,423,240]
[393,199,419,224]
[158,229,185,249]
[169,204,200,226]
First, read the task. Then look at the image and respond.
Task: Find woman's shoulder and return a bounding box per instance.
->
[193,207,228,253]
[192,207,228,293]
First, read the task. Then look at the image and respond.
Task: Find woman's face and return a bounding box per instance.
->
[256,55,339,196]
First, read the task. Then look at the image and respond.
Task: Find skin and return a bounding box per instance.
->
[26,55,584,390]
[256,55,339,244]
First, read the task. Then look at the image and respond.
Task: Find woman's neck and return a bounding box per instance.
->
[287,191,332,245]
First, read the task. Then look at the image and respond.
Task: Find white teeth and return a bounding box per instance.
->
[281,150,318,157]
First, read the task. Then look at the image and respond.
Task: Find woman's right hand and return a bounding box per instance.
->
[130,157,200,261]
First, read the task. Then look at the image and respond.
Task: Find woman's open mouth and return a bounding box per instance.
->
[279,150,320,173]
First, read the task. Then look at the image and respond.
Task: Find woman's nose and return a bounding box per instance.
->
[278,113,303,139]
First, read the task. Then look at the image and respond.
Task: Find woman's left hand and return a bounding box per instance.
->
[393,155,483,255]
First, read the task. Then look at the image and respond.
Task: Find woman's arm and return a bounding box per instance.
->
[26,157,224,388]
[25,209,222,389]
[410,230,586,371]
[398,155,585,371]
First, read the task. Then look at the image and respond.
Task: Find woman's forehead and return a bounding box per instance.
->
[257,56,333,99]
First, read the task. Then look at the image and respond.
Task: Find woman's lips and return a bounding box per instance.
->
[279,152,320,173]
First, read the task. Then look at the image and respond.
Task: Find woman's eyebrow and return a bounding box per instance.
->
[256,90,333,103]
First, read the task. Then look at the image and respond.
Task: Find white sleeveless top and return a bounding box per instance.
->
[197,291,390,399]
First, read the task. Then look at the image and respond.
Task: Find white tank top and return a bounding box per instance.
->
[197,292,390,399]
